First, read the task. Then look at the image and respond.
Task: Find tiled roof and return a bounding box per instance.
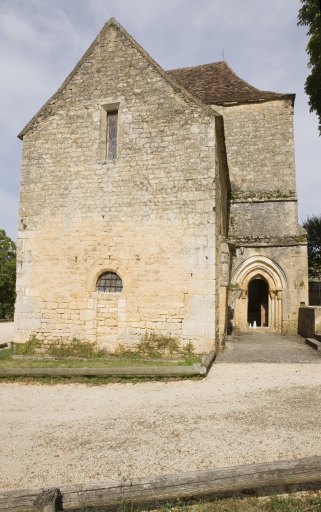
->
[167,61,294,105]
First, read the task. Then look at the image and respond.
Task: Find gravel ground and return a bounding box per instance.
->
[1,361,321,491]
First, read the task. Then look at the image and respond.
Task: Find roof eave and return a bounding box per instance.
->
[209,93,295,107]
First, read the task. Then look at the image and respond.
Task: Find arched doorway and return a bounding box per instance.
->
[230,256,287,332]
[247,276,269,327]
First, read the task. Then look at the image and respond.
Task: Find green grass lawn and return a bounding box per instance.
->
[0,349,200,369]
[0,337,202,383]
[0,335,201,369]
[120,494,321,512]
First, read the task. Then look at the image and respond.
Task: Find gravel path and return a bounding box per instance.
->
[1,361,321,491]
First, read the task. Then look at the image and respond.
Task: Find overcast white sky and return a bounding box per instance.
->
[0,0,320,240]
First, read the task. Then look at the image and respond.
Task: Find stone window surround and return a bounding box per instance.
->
[96,271,123,293]
[89,268,124,296]
[99,101,120,162]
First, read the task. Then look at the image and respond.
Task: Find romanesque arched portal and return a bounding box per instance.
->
[230,256,287,332]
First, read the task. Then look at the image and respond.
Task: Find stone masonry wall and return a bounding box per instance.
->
[214,118,230,344]
[213,100,308,333]
[214,100,296,196]
[213,100,305,243]
[15,23,218,352]
[229,201,301,239]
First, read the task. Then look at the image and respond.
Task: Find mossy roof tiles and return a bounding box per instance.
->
[167,61,294,105]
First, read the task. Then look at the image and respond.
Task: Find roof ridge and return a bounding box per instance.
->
[221,61,282,97]
[169,61,276,95]
[166,61,226,73]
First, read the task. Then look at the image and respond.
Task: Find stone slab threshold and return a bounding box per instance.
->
[306,336,321,350]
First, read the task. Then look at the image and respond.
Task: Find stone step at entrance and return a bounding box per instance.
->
[218,332,321,363]
[305,337,321,350]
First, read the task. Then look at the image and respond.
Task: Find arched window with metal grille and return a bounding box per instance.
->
[96,271,123,292]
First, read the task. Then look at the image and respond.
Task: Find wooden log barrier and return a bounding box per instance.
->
[33,488,60,512]
[1,456,321,511]
[201,350,216,370]
[0,488,60,512]
[0,365,206,378]
[0,349,218,378]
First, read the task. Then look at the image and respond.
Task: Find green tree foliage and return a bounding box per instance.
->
[0,230,16,319]
[303,214,321,277]
[298,0,321,134]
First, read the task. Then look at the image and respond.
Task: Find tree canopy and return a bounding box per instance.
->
[303,214,321,278]
[298,0,321,134]
[0,230,16,319]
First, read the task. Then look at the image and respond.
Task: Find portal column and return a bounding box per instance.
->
[240,288,247,330]
[276,290,282,332]
[269,292,273,330]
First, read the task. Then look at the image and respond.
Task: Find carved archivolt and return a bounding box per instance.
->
[231,256,287,292]
[230,256,286,332]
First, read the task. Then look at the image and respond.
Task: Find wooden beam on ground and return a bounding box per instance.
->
[60,456,321,509]
[201,350,216,371]
[0,365,206,378]
[1,456,321,511]
[0,488,60,512]
[33,488,60,512]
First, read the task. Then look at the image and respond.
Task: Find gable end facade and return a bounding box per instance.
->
[15,19,224,351]
[15,18,308,351]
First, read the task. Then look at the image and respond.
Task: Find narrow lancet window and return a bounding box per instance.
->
[106,111,118,160]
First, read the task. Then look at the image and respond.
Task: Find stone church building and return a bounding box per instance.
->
[15,18,308,351]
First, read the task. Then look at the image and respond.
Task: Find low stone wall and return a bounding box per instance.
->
[298,306,321,338]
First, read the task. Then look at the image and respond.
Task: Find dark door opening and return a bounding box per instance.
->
[247,277,269,327]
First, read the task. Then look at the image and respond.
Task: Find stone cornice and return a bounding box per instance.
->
[228,234,307,247]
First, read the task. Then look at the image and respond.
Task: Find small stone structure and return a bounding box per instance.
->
[298,306,321,338]
[309,280,321,305]
[14,18,308,351]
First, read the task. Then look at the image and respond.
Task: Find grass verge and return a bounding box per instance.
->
[0,334,203,384]
[0,339,202,384]
[1,335,201,368]
[0,349,200,368]
[0,374,202,385]
[104,493,321,511]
